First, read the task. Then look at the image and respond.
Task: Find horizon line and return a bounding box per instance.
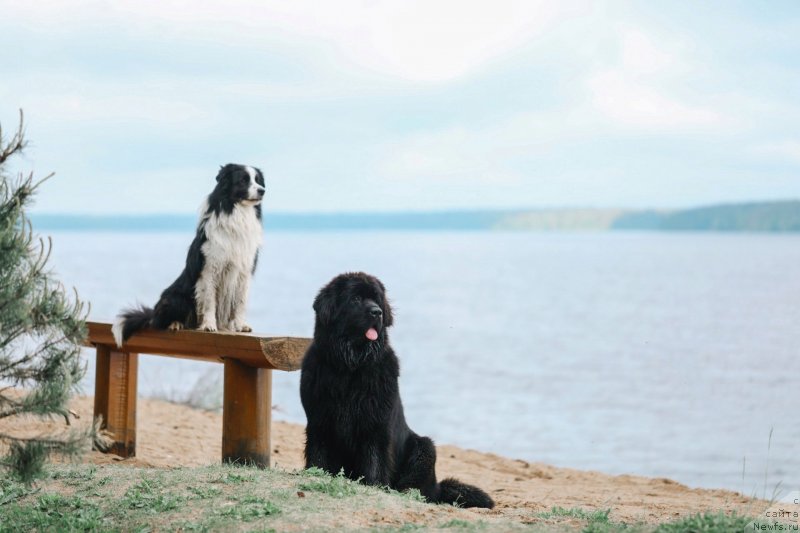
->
[27,198,800,217]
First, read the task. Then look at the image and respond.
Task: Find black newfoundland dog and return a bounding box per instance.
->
[300,272,494,509]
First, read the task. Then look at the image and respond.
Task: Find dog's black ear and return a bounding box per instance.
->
[215,164,231,182]
[373,278,394,327]
[313,287,337,326]
[382,298,394,327]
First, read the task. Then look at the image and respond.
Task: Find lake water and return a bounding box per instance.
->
[46,230,799,496]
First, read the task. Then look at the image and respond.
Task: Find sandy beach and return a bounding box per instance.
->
[0,395,766,526]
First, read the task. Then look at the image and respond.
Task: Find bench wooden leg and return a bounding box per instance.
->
[222,358,271,468]
[93,345,138,458]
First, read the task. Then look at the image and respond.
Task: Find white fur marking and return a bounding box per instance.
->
[245,165,263,201]
[111,317,124,347]
[195,201,262,331]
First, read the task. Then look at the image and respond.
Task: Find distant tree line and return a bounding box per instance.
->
[612,201,800,232]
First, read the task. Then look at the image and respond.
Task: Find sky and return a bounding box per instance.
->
[1,0,799,214]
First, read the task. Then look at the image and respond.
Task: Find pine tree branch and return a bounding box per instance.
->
[0,326,29,352]
[0,110,26,165]
[0,433,78,448]
[0,407,24,419]
[0,406,72,425]
[0,351,37,376]
[1,298,84,352]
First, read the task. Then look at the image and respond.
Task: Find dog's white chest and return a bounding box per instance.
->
[201,205,262,272]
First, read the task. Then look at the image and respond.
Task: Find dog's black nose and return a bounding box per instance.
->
[368,305,382,318]
[257,187,265,197]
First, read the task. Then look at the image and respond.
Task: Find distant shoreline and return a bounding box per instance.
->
[30,199,800,232]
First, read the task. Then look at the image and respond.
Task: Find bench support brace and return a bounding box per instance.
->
[93,345,138,458]
[222,358,272,468]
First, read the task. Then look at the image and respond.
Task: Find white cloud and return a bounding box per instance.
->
[587,28,726,130]
[375,107,596,184]
[587,70,724,129]
[0,73,217,145]
[32,166,216,214]
[379,126,520,183]
[22,88,209,126]
[752,140,800,165]
[619,29,678,74]
[1,0,577,83]
[371,25,734,188]
[321,0,569,82]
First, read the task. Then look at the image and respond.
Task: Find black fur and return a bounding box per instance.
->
[115,164,265,343]
[300,272,495,509]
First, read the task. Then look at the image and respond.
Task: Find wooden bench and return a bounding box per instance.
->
[83,321,310,468]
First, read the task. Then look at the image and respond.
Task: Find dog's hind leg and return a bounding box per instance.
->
[394,435,438,501]
[394,435,493,508]
[150,293,192,331]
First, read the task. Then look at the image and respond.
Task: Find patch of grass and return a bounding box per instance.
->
[217,495,281,522]
[582,520,633,533]
[534,506,630,533]
[300,466,330,477]
[654,511,752,532]
[395,524,427,531]
[388,487,426,503]
[173,521,212,533]
[0,476,35,505]
[50,464,97,485]
[187,485,223,499]
[530,508,755,533]
[208,469,256,484]
[537,506,612,523]
[0,492,107,532]
[298,468,362,498]
[438,518,490,530]
[123,476,184,513]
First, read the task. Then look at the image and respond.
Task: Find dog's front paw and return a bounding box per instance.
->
[237,324,252,333]
[199,323,217,332]
[168,321,184,331]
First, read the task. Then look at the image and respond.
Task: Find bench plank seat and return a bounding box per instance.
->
[84,321,309,371]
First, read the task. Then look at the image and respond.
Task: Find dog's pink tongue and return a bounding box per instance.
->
[366,328,379,341]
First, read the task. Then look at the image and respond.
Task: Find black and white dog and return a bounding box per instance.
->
[112,164,265,346]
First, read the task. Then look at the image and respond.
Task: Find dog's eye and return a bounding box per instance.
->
[351,296,362,304]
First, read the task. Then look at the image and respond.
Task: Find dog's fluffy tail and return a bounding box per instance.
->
[112,305,154,347]
[436,478,495,509]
